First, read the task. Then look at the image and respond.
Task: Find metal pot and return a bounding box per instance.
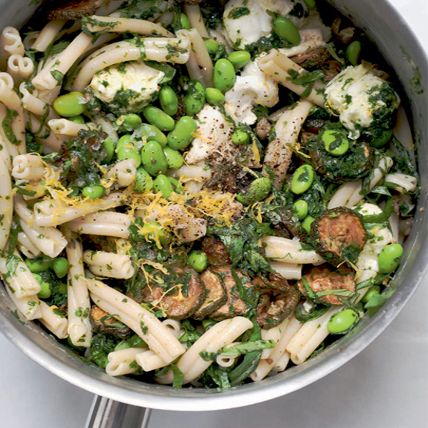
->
[0,0,427,413]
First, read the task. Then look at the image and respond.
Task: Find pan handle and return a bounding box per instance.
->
[85,395,151,428]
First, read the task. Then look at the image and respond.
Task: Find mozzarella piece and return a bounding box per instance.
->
[90,61,164,107]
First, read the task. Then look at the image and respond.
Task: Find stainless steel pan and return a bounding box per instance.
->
[0,0,427,413]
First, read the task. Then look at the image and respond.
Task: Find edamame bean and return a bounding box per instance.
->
[153,174,173,198]
[167,116,197,150]
[378,243,403,274]
[302,215,314,233]
[205,87,225,106]
[273,16,301,46]
[204,38,219,55]
[184,81,206,115]
[291,164,314,194]
[293,199,308,220]
[139,124,167,146]
[163,147,184,169]
[69,115,85,124]
[118,113,142,131]
[213,58,236,93]
[135,167,153,193]
[168,177,183,193]
[231,129,250,145]
[228,50,251,70]
[362,285,381,304]
[187,250,208,272]
[180,13,191,30]
[143,106,175,131]
[304,0,316,9]
[116,134,133,151]
[371,129,392,148]
[328,308,359,334]
[52,257,69,278]
[102,137,116,163]
[322,129,350,156]
[37,278,52,299]
[117,145,141,167]
[141,140,168,176]
[159,86,179,116]
[237,177,272,205]
[82,184,105,199]
[25,257,52,273]
[346,40,361,66]
[53,91,85,117]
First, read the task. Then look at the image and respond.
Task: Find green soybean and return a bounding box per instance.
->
[304,0,316,9]
[139,124,167,146]
[141,140,168,176]
[180,13,191,30]
[293,199,308,220]
[163,147,184,169]
[322,129,350,156]
[159,86,179,116]
[362,285,381,304]
[371,129,392,148]
[102,137,115,163]
[213,58,236,93]
[228,50,251,70]
[168,177,183,194]
[346,40,361,66]
[205,87,225,106]
[117,144,141,167]
[69,115,85,124]
[167,116,197,150]
[143,106,175,131]
[231,129,250,145]
[205,38,219,55]
[187,250,208,272]
[378,243,403,274]
[184,81,206,115]
[82,184,105,199]
[237,177,272,205]
[52,257,69,279]
[116,134,133,151]
[153,174,173,198]
[53,91,85,117]
[291,164,314,194]
[273,16,301,46]
[26,257,52,273]
[302,215,315,233]
[135,167,153,193]
[328,308,359,334]
[37,278,52,299]
[118,113,142,131]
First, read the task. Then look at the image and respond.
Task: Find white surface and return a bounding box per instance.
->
[1,1,428,427]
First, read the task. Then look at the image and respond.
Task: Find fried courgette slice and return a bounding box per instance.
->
[311,207,367,265]
[193,270,227,320]
[201,237,231,266]
[90,305,131,339]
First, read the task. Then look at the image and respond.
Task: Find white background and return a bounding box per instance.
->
[1,1,427,427]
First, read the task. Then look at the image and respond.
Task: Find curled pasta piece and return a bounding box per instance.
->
[269,262,302,280]
[0,27,24,58]
[327,181,361,209]
[19,83,47,116]
[67,211,131,238]
[83,250,135,279]
[31,20,66,52]
[48,118,91,136]
[106,159,137,188]
[5,284,41,320]
[106,348,145,377]
[12,153,45,181]
[87,279,186,364]
[7,55,34,85]
[33,192,124,227]
[0,156,13,250]
[393,106,415,162]
[17,231,41,259]
[172,164,212,194]
[183,4,209,37]
[156,317,253,385]
[384,172,417,193]
[39,301,68,339]
[162,319,182,339]
[136,350,167,372]
[66,240,92,347]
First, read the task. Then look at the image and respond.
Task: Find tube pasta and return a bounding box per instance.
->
[0,156,13,250]
[87,279,186,364]
[328,181,361,209]
[17,231,41,259]
[106,348,145,377]
[67,211,131,238]
[12,153,45,181]
[33,192,124,227]
[216,354,237,368]
[31,20,67,52]
[19,83,47,116]
[39,301,68,339]
[393,106,415,162]
[156,317,253,385]
[106,159,137,188]
[83,250,135,279]
[183,4,209,37]
[7,55,34,84]
[162,319,182,339]
[48,118,91,136]
[94,117,118,142]
[384,173,417,193]
[0,27,24,58]
[71,37,191,91]
[259,50,325,107]
[136,350,168,372]
[66,239,92,347]
[5,284,41,320]
[269,262,302,280]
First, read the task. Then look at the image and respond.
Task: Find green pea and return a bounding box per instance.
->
[159,86,179,116]
[293,199,308,220]
[236,177,272,205]
[302,215,315,233]
[167,116,197,150]
[143,106,175,131]
[231,129,250,145]
[273,16,301,46]
[187,250,208,272]
[371,129,392,148]
[378,243,403,274]
[153,174,173,198]
[118,113,142,131]
[117,144,141,167]
[168,177,183,194]
[53,91,86,117]
[102,137,116,163]
[328,308,359,334]
[26,257,52,273]
[362,285,381,304]
[179,13,191,30]
[52,257,69,278]
[213,58,236,93]
[163,147,184,169]
[228,50,251,70]
[184,81,206,116]
[291,164,314,194]
[346,40,361,66]
[82,184,105,199]
[135,167,153,193]
[37,279,52,299]
[204,38,219,55]
[322,129,350,156]
[141,140,168,176]
[205,87,225,106]
[69,115,85,124]
[139,124,167,146]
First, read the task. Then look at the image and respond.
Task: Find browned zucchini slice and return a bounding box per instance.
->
[253,273,290,292]
[297,266,356,305]
[48,0,99,20]
[193,270,227,320]
[201,237,231,266]
[90,305,131,339]
[311,207,367,265]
